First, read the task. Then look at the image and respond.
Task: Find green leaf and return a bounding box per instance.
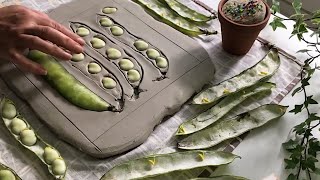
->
[293,122,307,135]
[270,17,287,31]
[305,113,320,123]
[284,158,298,169]
[291,86,302,96]
[282,139,298,151]
[305,96,318,107]
[287,173,297,180]
[312,9,320,18]
[289,104,303,114]
[301,77,311,87]
[314,168,320,175]
[305,157,317,171]
[271,0,280,14]
[292,0,302,14]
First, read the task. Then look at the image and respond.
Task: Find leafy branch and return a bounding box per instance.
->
[270,0,320,179]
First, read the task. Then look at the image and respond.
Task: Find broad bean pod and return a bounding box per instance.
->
[178,104,288,150]
[28,50,112,111]
[192,48,280,105]
[176,82,275,135]
[0,97,67,179]
[0,162,21,180]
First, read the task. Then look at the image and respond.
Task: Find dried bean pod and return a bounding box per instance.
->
[0,162,21,180]
[100,151,239,180]
[134,0,217,36]
[28,50,112,112]
[161,0,215,22]
[178,104,288,150]
[0,97,67,179]
[192,48,280,105]
[176,82,275,135]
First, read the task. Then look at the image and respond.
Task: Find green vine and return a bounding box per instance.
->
[270,0,320,179]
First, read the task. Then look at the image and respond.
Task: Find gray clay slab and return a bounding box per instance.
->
[0,0,215,158]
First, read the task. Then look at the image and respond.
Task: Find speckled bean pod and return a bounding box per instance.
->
[192,48,281,105]
[0,97,67,179]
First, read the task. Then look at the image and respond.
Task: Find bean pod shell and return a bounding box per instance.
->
[0,163,21,180]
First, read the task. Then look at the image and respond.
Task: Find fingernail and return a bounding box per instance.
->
[76,45,84,53]
[63,51,72,60]
[77,38,85,45]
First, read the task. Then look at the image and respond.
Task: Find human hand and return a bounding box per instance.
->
[0,5,85,75]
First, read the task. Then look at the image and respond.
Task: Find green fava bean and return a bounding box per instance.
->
[20,129,37,146]
[0,170,16,180]
[88,62,102,74]
[102,7,117,14]
[71,53,85,62]
[44,147,60,165]
[28,50,111,111]
[110,26,124,36]
[118,59,134,71]
[134,40,149,51]
[1,102,16,119]
[52,158,67,176]
[10,118,27,135]
[155,57,168,68]
[76,27,90,37]
[127,69,141,83]
[146,49,160,59]
[90,37,106,49]
[106,48,121,60]
[102,77,117,89]
[100,17,113,27]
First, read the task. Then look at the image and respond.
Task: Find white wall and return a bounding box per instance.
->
[267,0,320,16]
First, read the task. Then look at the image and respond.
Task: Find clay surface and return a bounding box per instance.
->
[0,0,215,158]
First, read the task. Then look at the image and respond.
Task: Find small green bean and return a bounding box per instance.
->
[106,48,121,60]
[1,102,16,119]
[71,53,85,62]
[110,26,124,36]
[0,170,16,180]
[118,59,134,71]
[10,117,27,135]
[134,40,149,51]
[28,50,111,111]
[134,0,217,36]
[20,129,37,146]
[102,77,117,89]
[102,7,117,14]
[99,17,113,27]
[155,57,168,68]
[88,62,102,74]
[161,0,215,22]
[44,147,60,165]
[52,158,67,176]
[146,49,160,59]
[76,27,90,37]
[90,37,106,49]
[127,69,141,83]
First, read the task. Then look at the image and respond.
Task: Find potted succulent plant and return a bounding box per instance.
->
[218,0,271,55]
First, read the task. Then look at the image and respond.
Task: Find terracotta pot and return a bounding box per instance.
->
[218,0,271,55]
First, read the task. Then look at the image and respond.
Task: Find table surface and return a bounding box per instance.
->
[0,0,319,179]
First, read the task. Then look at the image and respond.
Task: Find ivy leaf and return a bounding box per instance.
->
[291,86,302,96]
[312,10,320,25]
[293,122,307,135]
[282,139,298,151]
[289,104,303,114]
[306,157,318,171]
[304,95,318,107]
[270,17,287,31]
[271,0,280,14]
[292,0,302,14]
[285,158,298,169]
[301,77,311,87]
[306,113,320,123]
[314,168,320,175]
[287,173,297,180]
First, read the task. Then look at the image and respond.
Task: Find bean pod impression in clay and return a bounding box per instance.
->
[0,162,21,180]
[134,0,217,36]
[100,151,239,180]
[178,104,288,150]
[0,97,67,179]
[192,48,280,105]
[27,50,112,111]
[177,82,275,135]
[161,0,215,22]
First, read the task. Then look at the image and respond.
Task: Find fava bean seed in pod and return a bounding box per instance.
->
[88,63,102,74]
[102,77,117,89]
[0,170,16,180]
[71,53,85,62]
[10,118,27,135]
[119,59,134,71]
[20,129,37,146]
[100,17,113,27]
[110,26,124,36]
[76,27,90,37]
[127,70,141,82]
[2,102,16,119]
[90,37,106,49]
[134,40,149,51]
[102,7,117,14]
[44,147,60,165]
[155,57,168,68]
[106,48,121,60]
[52,158,67,176]
[146,49,160,59]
